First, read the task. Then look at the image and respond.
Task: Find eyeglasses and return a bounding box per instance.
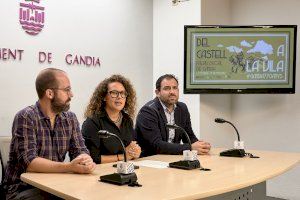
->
[108,90,128,98]
[51,87,72,94]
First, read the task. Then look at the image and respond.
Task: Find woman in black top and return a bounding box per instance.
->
[82,75,141,164]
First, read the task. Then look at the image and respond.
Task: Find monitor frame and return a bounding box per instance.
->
[184,25,297,94]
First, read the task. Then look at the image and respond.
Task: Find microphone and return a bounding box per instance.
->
[97,130,111,138]
[166,123,200,170]
[98,130,127,162]
[214,118,240,141]
[215,118,246,157]
[98,130,140,186]
[165,123,192,150]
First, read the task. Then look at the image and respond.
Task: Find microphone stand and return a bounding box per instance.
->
[166,124,200,170]
[215,118,246,157]
[98,130,139,185]
[215,118,240,141]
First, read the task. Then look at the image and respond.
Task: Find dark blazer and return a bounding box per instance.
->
[135,97,198,157]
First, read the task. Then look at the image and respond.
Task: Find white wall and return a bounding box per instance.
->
[0,0,153,136]
[231,1,300,199]
[153,0,201,138]
[200,0,234,148]
[201,0,300,199]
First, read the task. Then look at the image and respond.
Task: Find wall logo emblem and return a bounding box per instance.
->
[19,0,45,35]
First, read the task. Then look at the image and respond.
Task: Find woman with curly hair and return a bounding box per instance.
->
[82,74,141,164]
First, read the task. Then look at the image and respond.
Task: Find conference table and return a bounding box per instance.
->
[21,148,300,200]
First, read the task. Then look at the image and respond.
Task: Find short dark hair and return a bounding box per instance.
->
[155,74,178,91]
[35,68,65,99]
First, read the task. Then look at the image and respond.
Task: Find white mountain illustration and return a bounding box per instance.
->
[226,46,243,53]
[241,40,252,47]
[247,40,273,55]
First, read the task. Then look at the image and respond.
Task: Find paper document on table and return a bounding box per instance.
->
[134,160,169,169]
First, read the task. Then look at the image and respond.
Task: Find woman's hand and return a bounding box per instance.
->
[126,141,141,159]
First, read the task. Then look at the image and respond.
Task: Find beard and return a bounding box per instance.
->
[51,95,71,113]
[160,94,178,107]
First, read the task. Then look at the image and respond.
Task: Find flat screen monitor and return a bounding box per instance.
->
[184,25,297,94]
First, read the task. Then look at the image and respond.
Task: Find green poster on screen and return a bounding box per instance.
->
[184,26,296,93]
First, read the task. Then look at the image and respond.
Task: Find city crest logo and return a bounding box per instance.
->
[19,0,45,35]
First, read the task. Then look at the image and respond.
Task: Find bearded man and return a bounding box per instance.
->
[3,68,96,200]
[136,74,211,157]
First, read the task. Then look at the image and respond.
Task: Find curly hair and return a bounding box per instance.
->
[84,74,137,119]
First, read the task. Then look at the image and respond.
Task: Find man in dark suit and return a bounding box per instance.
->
[136,74,211,157]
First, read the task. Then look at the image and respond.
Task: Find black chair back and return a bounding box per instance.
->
[0,149,6,199]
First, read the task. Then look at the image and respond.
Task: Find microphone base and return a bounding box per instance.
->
[169,160,200,170]
[220,148,246,157]
[99,172,137,185]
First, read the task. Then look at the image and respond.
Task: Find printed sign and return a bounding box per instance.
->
[190,33,288,84]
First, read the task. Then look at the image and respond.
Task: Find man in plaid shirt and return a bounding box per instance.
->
[3,68,96,199]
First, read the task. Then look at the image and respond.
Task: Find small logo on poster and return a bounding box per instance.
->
[19,0,45,35]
